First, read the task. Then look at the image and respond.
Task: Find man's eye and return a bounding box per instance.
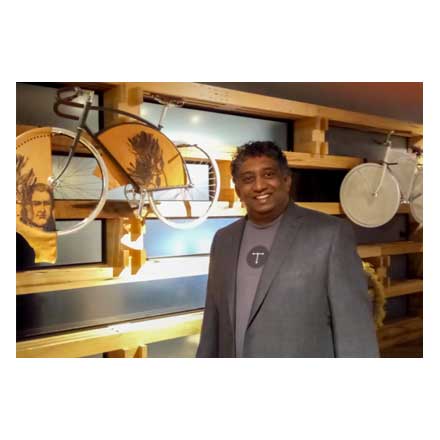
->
[265,171,275,177]
[242,177,253,183]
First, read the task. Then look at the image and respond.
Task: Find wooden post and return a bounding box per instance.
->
[364,255,391,288]
[294,117,329,155]
[103,83,143,127]
[104,345,148,358]
[408,135,423,151]
[217,159,239,206]
[106,218,130,277]
[127,216,147,275]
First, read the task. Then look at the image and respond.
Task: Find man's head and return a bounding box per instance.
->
[23,183,55,230]
[231,141,292,225]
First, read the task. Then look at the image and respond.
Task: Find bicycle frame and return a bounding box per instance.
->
[372,131,394,197]
[52,88,194,198]
[372,130,422,205]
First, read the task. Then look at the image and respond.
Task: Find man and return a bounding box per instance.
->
[21,183,56,231]
[197,141,379,357]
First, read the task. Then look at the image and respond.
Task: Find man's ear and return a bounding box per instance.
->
[284,173,292,189]
[234,182,242,200]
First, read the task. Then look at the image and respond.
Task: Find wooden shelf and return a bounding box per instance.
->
[53,200,412,220]
[103,82,422,137]
[385,279,423,298]
[16,310,203,358]
[377,316,423,350]
[285,151,362,170]
[357,241,423,258]
[16,256,211,295]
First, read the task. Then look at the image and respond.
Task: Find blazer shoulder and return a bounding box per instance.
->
[292,203,350,231]
[213,217,245,241]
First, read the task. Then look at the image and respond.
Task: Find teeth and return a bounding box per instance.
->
[256,194,270,200]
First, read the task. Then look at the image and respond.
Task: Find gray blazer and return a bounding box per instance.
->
[197,203,379,358]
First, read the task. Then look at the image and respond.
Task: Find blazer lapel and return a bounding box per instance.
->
[247,203,307,329]
[223,217,246,332]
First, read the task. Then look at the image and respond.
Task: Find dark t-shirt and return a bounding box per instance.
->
[235,214,283,357]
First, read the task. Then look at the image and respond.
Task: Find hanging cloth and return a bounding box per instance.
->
[16,127,57,263]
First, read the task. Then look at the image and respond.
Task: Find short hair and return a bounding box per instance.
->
[231,141,290,182]
[29,182,54,203]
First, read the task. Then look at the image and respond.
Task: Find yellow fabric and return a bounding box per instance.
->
[96,123,187,190]
[16,128,57,264]
[362,261,386,328]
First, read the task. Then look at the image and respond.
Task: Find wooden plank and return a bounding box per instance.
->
[52,199,413,220]
[380,337,422,357]
[357,241,423,259]
[106,218,129,276]
[104,82,423,137]
[385,279,423,298]
[16,311,203,358]
[103,83,143,127]
[377,316,423,350]
[16,265,114,294]
[16,255,211,295]
[357,245,382,259]
[105,345,147,358]
[285,152,362,169]
[378,241,423,256]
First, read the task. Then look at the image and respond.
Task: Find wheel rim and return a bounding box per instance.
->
[147,144,220,229]
[340,163,401,228]
[409,170,423,224]
[16,127,109,237]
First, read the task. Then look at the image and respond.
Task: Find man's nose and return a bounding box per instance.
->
[253,176,267,192]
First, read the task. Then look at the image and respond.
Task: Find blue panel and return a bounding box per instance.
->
[144,217,240,258]
[17,275,208,338]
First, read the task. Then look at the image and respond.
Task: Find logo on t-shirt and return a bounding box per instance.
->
[246,245,269,268]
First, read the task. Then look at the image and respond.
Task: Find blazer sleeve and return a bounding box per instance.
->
[327,220,380,357]
[196,235,220,357]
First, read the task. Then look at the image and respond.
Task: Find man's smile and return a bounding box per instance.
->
[254,193,271,202]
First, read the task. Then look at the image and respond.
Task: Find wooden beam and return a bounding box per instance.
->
[357,245,382,259]
[285,152,362,169]
[16,265,114,295]
[16,311,203,358]
[53,199,413,220]
[105,345,148,358]
[377,241,423,256]
[385,279,423,298]
[357,241,423,258]
[294,117,329,155]
[377,316,423,350]
[16,255,211,295]
[103,83,143,126]
[104,82,422,137]
[106,218,129,276]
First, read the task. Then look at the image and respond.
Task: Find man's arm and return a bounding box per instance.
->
[327,220,380,357]
[196,236,219,357]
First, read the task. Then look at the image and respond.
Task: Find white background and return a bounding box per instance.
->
[5,1,439,440]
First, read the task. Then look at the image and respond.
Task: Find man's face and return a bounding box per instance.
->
[234,155,292,225]
[31,190,52,228]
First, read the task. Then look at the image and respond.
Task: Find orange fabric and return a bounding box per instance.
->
[96,123,187,190]
[16,128,57,263]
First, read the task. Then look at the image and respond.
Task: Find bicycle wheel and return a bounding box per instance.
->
[409,169,423,224]
[16,127,108,237]
[340,163,400,228]
[146,144,220,229]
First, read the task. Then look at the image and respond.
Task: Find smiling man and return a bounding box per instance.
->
[197,141,379,358]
